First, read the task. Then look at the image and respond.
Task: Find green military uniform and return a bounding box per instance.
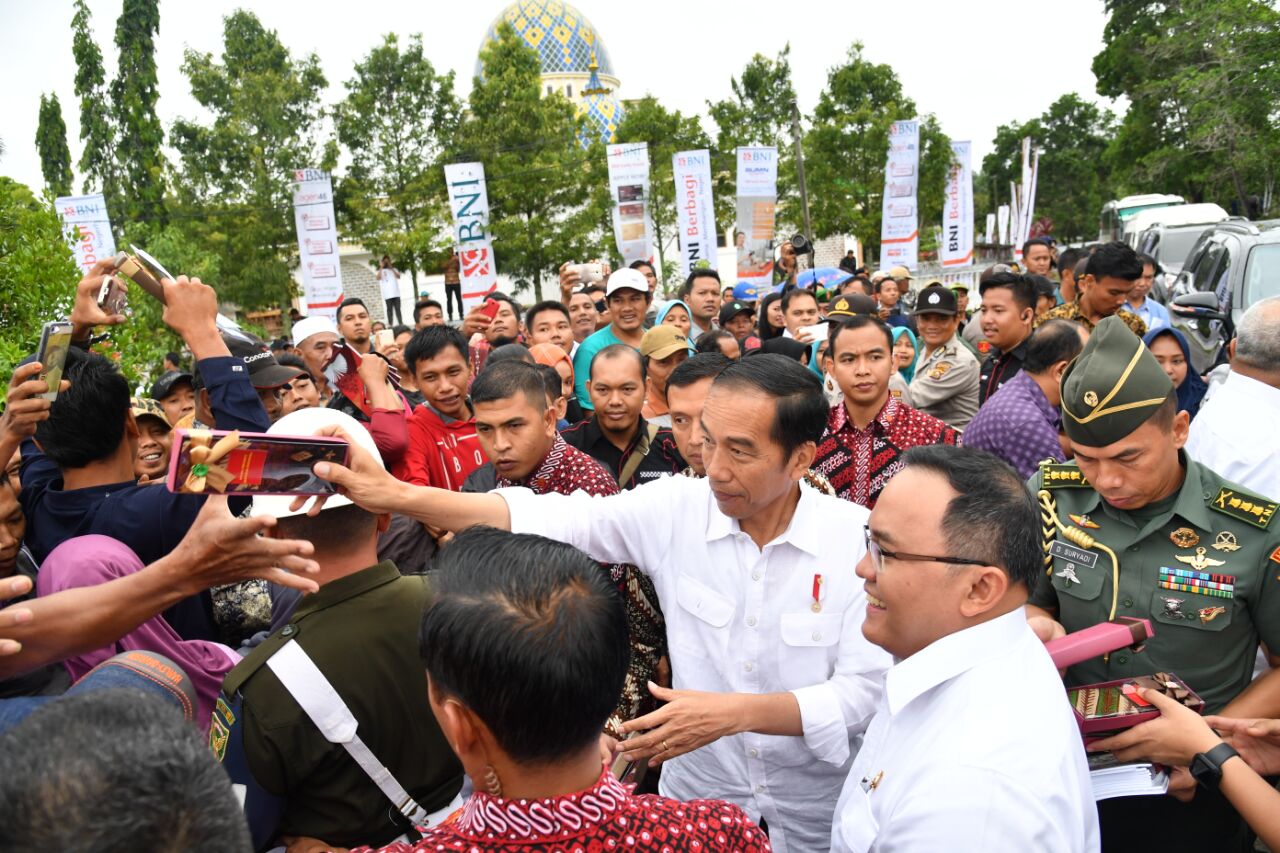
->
[1027,316,1278,852]
[214,561,464,849]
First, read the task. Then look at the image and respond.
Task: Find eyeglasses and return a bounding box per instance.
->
[863,528,987,571]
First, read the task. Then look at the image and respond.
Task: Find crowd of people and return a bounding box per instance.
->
[1,235,1280,853]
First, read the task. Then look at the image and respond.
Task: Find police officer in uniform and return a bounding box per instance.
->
[211,410,464,851]
[1026,316,1280,852]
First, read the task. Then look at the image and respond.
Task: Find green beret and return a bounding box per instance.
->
[1060,315,1173,446]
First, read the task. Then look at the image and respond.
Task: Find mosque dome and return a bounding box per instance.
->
[476,0,625,147]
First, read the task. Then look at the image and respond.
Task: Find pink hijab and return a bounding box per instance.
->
[528,342,573,384]
[37,535,240,732]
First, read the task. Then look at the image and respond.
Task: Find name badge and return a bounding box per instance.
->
[1051,539,1099,569]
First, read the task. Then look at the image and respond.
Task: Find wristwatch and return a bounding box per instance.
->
[1190,742,1240,790]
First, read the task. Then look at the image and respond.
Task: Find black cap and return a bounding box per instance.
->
[221,328,305,389]
[149,369,194,401]
[718,301,754,326]
[826,293,878,318]
[912,284,958,316]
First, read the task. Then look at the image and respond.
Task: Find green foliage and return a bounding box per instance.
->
[71,0,119,211]
[112,0,166,225]
[707,46,799,233]
[0,179,81,376]
[980,94,1117,243]
[35,94,74,198]
[1094,0,1280,212]
[803,43,951,260]
[452,23,602,301]
[335,33,461,290]
[170,10,327,310]
[613,96,712,290]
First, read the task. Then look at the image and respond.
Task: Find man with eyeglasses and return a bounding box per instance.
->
[832,445,1098,852]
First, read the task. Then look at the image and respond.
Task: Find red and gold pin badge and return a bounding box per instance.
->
[812,574,825,613]
[1068,514,1100,530]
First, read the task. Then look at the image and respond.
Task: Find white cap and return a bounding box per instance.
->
[249,407,383,519]
[290,315,338,345]
[605,268,649,297]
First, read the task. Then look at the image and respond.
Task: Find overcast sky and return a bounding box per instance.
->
[0,0,1115,194]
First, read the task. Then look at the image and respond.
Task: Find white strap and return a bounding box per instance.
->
[266,640,430,826]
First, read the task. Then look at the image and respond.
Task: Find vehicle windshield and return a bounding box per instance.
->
[1244,244,1280,305]
[1159,229,1206,268]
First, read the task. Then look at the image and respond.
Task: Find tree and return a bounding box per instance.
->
[613,96,712,288]
[1094,0,1280,213]
[451,23,599,301]
[170,10,327,310]
[71,0,119,210]
[803,43,951,261]
[707,46,799,233]
[111,0,166,225]
[980,94,1117,243]
[36,94,74,198]
[335,33,461,291]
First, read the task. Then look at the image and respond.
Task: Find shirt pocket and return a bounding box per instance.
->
[1049,552,1107,603]
[834,784,879,853]
[778,611,843,690]
[671,573,735,664]
[1147,587,1235,672]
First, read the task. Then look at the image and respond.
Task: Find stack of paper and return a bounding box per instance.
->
[1087,751,1170,801]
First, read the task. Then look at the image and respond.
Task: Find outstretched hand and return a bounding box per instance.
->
[618,682,741,766]
[287,425,404,517]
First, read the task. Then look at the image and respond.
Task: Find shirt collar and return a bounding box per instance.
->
[586,415,646,453]
[1013,371,1060,426]
[703,480,825,557]
[291,561,402,621]
[831,396,899,435]
[503,435,569,489]
[1170,456,1219,533]
[452,766,630,840]
[885,607,1029,715]
[1224,370,1280,411]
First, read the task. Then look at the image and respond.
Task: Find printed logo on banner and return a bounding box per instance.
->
[607,143,654,264]
[292,169,344,317]
[880,121,920,270]
[673,149,716,277]
[444,162,499,308]
[56,193,117,274]
[735,146,778,287]
[940,141,974,268]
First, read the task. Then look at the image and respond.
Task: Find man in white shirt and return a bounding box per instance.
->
[832,445,1098,853]
[1186,296,1280,502]
[303,355,892,852]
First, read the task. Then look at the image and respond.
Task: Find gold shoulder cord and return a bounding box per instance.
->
[1038,489,1123,659]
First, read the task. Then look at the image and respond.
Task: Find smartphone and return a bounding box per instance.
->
[113,246,169,304]
[167,428,351,496]
[96,276,128,316]
[375,328,395,350]
[571,262,604,284]
[798,322,829,342]
[35,321,74,402]
[477,299,501,321]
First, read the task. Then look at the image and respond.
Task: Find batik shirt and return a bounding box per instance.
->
[813,396,961,509]
[356,768,771,853]
[1034,300,1147,336]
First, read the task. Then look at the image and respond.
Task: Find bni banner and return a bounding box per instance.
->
[291,169,344,319]
[444,162,498,310]
[607,143,654,265]
[56,193,116,274]
[672,149,716,277]
[735,146,778,295]
[880,120,920,270]
[940,141,974,268]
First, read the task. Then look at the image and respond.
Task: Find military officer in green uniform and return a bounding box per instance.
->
[1026,316,1280,852]
[211,410,464,851]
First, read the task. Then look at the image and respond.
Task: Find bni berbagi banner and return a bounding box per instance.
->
[672,149,716,277]
[291,169,344,319]
[734,146,778,295]
[940,140,974,268]
[880,119,920,270]
[607,142,654,265]
[56,193,117,274]
[444,162,499,311]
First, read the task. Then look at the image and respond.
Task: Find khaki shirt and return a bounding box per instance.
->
[1028,459,1280,712]
[908,334,980,430]
[218,561,463,848]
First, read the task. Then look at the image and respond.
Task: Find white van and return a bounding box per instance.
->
[1123,202,1229,247]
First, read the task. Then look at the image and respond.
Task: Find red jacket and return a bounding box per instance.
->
[403,405,484,490]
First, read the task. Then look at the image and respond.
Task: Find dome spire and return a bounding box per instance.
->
[581,49,611,95]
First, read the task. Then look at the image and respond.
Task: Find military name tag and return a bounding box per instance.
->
[1052,539,1099,569]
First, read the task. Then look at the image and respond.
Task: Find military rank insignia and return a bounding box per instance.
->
[1210,488,1277,529]
[1159,566,1235,599]
[210,696,235,762]
[1041,463,1091,488]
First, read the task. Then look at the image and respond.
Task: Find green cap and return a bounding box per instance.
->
[1060,315,1173,447]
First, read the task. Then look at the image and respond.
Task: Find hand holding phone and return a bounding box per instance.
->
[69,257,128,338]
[35,322,74,402]
[374,328,395,350]
[477,299,501,321]
[167,428,351,496]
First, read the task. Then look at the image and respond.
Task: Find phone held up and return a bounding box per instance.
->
[35,321,74,402]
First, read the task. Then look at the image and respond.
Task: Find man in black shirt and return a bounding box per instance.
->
[561,345,685,490]
[977,272,1037,406]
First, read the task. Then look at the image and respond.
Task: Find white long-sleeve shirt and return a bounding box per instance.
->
[497,474,891,853]
[1186,370,1280,502]
[831,608,1099,853]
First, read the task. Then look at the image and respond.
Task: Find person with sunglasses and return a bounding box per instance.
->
[833,445,1098,852]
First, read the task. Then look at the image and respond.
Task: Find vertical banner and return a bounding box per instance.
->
[1013,137,1032,260]
[1024,148,1041,241]
[984,213,996,245]
[734,146,778,295]
[672,149,716,277]
[444,162,498,310]
[880,119,920,270]
[997,205,1011,246]
[940,140,973,268]
[607,143,654,265]
[56,193,116,274]
[291,169,344,319]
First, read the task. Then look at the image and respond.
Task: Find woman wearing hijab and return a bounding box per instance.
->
[528,342,583,424]
[1145,327,1207,419]
[656,300,692,337]
[891,326,919,384]
[757,292,785,341]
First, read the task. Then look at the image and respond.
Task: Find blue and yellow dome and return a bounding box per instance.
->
[477,0,625,147]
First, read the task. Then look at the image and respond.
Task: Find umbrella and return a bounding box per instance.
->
[796,267,849,289]
[733,281,771,301]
